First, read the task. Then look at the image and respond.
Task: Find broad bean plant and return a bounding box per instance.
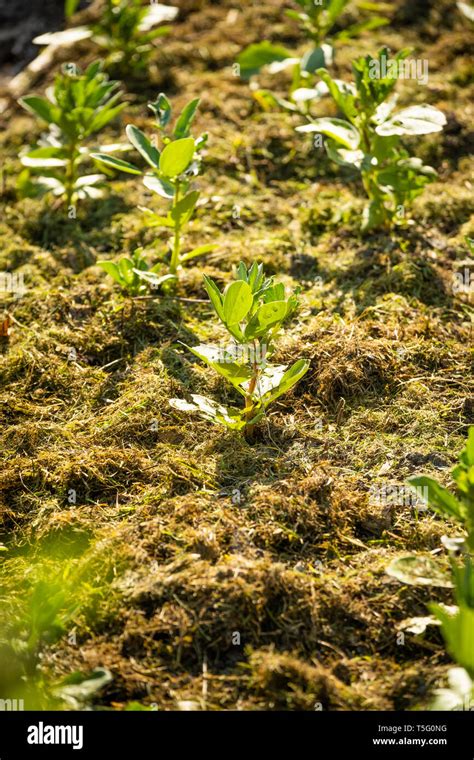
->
[93,95,215,275]
[169,262,309,433]
[238,0,388,111]
[389,428,474,710]
[40,2,178,77]
[90,0,177,76]
[98,248,176,296]
[19,61,126,207]
[296,48,446,229]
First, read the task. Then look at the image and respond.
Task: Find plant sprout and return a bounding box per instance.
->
[296,48,446,229]
[19,61,126,207]
[92,94,215,275]
[238,0,388,109]
[37,2,178,77]
[98,248,175,296]
[91,0,177,76]
[169,262,309,433]
[388,427,474,709]
[409,427,474,550]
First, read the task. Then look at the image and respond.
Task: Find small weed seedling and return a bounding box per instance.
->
[93,94,215,275]
[19,61,126,208]
[98,248,176,296]
[238,0,388,110]
[169,262,309,434]
[296,48,446,229]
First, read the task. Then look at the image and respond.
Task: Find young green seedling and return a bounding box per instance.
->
[389,428,474,706]
[19,61,126,208]
[409,427,474,550]
[420,428,474,702]
[296,48,446,229]
[92,94,215,275]
[91,0,177,76]
[169,262,309,433]
[98,248,176,296]
[39,2,177,77]
[238,0,388,111]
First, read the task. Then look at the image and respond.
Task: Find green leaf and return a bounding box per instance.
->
[248,262,264,290]
[203,275,225,321]
[142,174,175,198]
[171,190,199,226]
[169,394,247,431]
[376,105,447,137]
[141,25,172,43]
[33,27,92,46]
[159,137,195,178]
[408,476,466,522]
[181,244,217,263]
[253,89,291,112]
[19,96,57,124]
[465,237,474,256]
[464,427,474,467]
[65,0,80,18]
[301,45,333,73]
[187,344,252,387]
[74,174,104,188]
[336,16,388,40]
[386,555,453,588]
[133,270,176,288]
[262,359,309,405]
[21,147,67,168]
[223,280,253,325]
[245,300,288,338]
[325,141,364,169]
[362,199,387,231]
[97,261,124,286]
[85,61,102,80]
[139,206,175,227]
[432,604,474,676]
[117,258,135,284]
[315,69,358,123]
[126,125,160,168]
[237,42,293,79]
[326,0,351,24]
[174,98,200,139]
[296,117,360,150]
[149,93,172,127]
[139,207,174,228]
[88,103,127,134]
[54,668,113,708]
[91,153,142,174]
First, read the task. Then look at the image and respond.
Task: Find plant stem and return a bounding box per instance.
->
[244,345,259,422]
[65,140,77,210]
[170,180,181,275]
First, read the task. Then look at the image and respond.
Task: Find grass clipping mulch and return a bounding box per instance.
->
[0,0,473,710]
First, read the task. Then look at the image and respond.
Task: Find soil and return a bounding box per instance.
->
[0,0,473,711]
